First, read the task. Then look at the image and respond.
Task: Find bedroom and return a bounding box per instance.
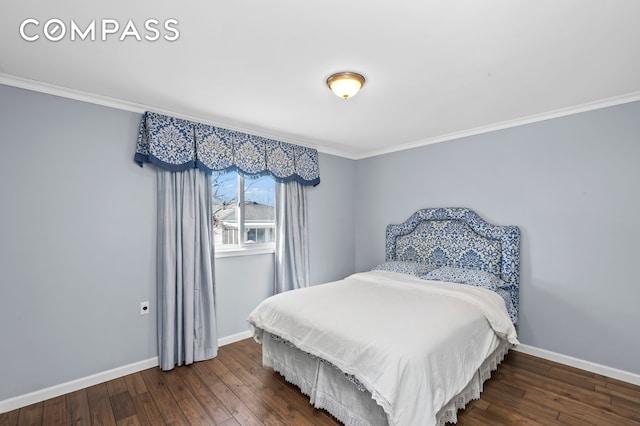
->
[1,1,639,424]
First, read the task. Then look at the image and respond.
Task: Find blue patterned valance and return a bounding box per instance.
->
[134,111,320,186]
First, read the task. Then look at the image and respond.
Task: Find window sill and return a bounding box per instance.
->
[215,245,275,259]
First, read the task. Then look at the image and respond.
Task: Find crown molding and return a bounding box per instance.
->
[0,72,148,114]
[2,72,639,161]
[353,90,640,160]
[0,72,344,156]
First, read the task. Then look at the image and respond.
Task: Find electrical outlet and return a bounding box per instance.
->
[140,301,150,315]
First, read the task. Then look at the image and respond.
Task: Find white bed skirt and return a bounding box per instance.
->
[261,332,510,426]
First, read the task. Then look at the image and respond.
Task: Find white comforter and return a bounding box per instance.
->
[248,270,518,426]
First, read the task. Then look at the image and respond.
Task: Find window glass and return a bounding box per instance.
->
[244,175,276,244]
[212,171,275,248]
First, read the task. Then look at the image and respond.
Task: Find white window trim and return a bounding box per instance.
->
[215,244,275,259]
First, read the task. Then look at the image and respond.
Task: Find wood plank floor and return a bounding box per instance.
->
[2,338,640,425]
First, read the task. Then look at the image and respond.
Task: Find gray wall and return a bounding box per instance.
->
[215,254,274,338]
[0,84,156,401]
[355,101,640,375]
[308,153,357,285]
[0,84,357,402]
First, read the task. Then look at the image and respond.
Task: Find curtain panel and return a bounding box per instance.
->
[274,181,310,294]
[157,168,217,370]
[135,111,320,186]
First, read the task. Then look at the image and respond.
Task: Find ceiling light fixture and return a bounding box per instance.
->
[326,72,366,99]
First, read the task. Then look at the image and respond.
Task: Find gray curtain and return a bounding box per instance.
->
[157,168,217,370]
[274,181,310,294]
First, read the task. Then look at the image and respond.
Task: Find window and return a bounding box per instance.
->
[212,171,276,253]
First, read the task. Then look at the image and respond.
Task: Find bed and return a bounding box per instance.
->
[248,208,520,426]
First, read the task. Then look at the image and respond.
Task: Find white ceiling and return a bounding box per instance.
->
[1,1,639,159]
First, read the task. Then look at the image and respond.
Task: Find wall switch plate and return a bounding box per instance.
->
[140,301,150,315]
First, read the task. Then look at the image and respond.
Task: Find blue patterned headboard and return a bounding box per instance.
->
[386,208,520,323]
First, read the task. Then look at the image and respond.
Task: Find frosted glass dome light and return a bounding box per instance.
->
[326,72,366,99]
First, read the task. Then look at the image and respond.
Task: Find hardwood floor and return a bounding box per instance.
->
[2,338,639,425]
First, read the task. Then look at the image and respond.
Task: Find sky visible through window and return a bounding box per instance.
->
[212,172,275,207]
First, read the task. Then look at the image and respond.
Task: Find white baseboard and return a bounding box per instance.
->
[0,357,159,414]
[3,337,637,414]
[218,330,253,347]
[514,343,640,386]
[0,331,255,414]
